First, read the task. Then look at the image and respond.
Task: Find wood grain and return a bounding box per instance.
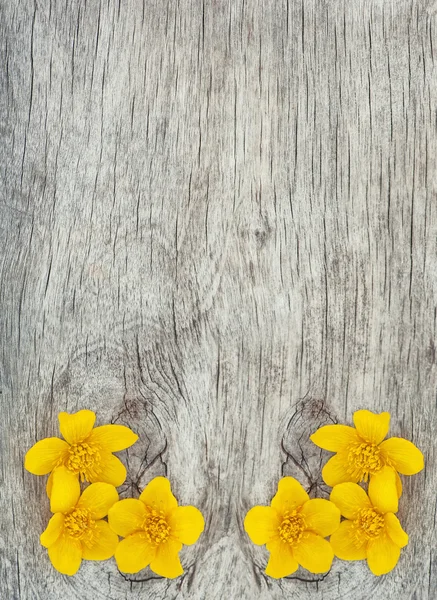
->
[1,0,436,598]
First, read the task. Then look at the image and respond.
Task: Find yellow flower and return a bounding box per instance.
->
[25,410,138,508]
[330,466,408,575]
[310,409,424,494]
[40,467,119,575]
[244,477,340,578]
[108,477,205,578]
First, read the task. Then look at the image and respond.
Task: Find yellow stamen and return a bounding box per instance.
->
[64,508,97,546]
[142,507,170,546]
[278,510,305,545]
[65,442,101,482]
[352,508,384,546]
[346,442,383,482]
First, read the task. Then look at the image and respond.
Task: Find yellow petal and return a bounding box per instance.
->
[76,483,118,519]
[50,466,81,514]
[395,471,403,498]
[322,453,359,487]
[384,513,408,548]
[139,477,178,515]
[108,499,147,537]
[115,533,156,573]
[353,410,390,444]
[244,506,280,545]
[46,471,54,498]
[265,539,298,578]
[88,452,126,487]
[301,499,340,537]
[330,520,368,560]
[366,531,401,575]
[150,538,183,578]
[81,521,119,560]
[330,483,371,519]
[310,425,360,452]
[271,477,309,514]
[24,437,68,475]
[379,437,424,475]
[87,425,138,452]
[40,513,65,548]
[168,506,204,545]
[58,410,96,444]
[293,532,334,573]
[368,467,398,514]
[47,534,83,576]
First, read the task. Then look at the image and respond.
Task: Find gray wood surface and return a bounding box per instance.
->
[1,0,436,598]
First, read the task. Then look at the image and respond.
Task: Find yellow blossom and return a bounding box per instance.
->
[25,410,138,508]
[244,477,340,578]
[108,477,204,578]
[40,468,119,575]
[330,466,409,575]
[310,409,424,495]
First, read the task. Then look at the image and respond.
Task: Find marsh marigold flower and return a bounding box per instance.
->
[108,477,204,578]
[25,410,138,508]
[40,467,119,575]
[330,467,408,575]
[310,409,424,495]
[244,477,340,578]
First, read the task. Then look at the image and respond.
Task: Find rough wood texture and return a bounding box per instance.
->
[1,1,436,598]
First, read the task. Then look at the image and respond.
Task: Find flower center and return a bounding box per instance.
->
[352,508,385,544]
[143,507,170,546]
[346,442,383,482]
[64,508,97,546]
[65,442,101,482]
[278,510,305,545]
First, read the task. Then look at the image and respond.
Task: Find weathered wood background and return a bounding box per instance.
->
[1,0,436,598]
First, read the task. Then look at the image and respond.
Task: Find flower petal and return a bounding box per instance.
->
[310,425,360,452]
[88,452,126,487]
[322,453,359,487]
[384,513,408,548]
[368,467,398,514]
[46,471,54,498]
[139,477,178,515]
[149,538,183,578]
[115,533,157,573]
[353,410,390,444]
[87,425,138,453]
[81,521,119,560]
[379,437,424,475]
[47,534,83,576]
[271,477,309,514]
[40,513,65,548]
[244,506,280,545]
[293,532,334,573]
[330,483,371,519]
[50,466,81,514]
[24,438,68,475]
[58,410,96,444]
[366,531,401,576]
[395,471,403,498]
[168,506,204,545]
[76,483,118,519]
[108,499,147,537]
[301,499,341,537]
[265,539,298,578]
[330,520,368,560]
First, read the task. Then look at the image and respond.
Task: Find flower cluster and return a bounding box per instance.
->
[244,409,423,578]
[25,410,204,577]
